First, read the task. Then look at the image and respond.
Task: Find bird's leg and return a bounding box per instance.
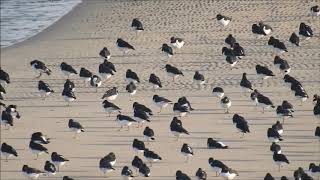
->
[118,126,123,131]
[35,154,38,160]
[57,166,59,172]
[158,107,162,113]
[262,107,265,114]
[5,155,8,162]
[36,73,42,79]
[150,161,152,167]
[282,117,285,124]
[185,156,189,163]
[278,165,280,172]
[95,87,98,93]
[127,126,130,131]
[226,108,229,114]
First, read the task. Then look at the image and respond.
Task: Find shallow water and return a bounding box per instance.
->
[0,0,81,48]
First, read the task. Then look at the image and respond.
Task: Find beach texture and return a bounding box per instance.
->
[1,0,320,179]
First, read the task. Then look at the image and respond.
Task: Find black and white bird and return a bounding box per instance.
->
[1,142,18,161]
[121,166,134,180]
[308,163,320,178]
[178,96,194,111]
[270,142,282,154]
[62,88,76,106]
[193,71,205,87]
[99,61,115,80]
[216,14,231,26]
[173,103,189,117]
[131,18,144,33]
[30,60,52,78]
[102,100,121,117]
[152,94,172,113]
[294,167,312,180]
[233,43,245,59]
[222,47,235,57]
[240,73,253,93]
[126,82,137,100]
[252,22,273,37]
[133,102,153,117]
[29,140,49,160]
[289,32,300,46]
[268,36,288,54]
[38,80,54,99]
[68,119,84,138]
[143,148,162,166]
[132,139,145,154]
[99,157,115,176]
[232,114,250,137]
[310,5,320,16]
[99,47,111,60]
[44,161,56,176]
[170,117,189,140]
[103,152,116,166]
[139,163,150,177]
[208,157,228,176]
[79,67,93,84]
[272,121,284,135]
[274,56,291,74]
[51,152,69,172]
[164,64,184,81]
[273,152,289,172]
[0,84,6,100]
[116,114,136,131]
[276,106,293,124]
[220,166,239,180]
[149,73,162,91]
[170,37,185,49]
[161,43,173,57]
[101,87,118,101]
[181,143,193,162]
[90,75,102,92]
[280,176,289,180]
[117,38,135,54]
[264,173,275,180]
[0,69,10,85]
[315,126,320,140]
[207,138,228,149]
[195,168,207,180]
[132,156,143,173]
[299,23,313,40]
[295,88,309,106]
[31,132,50,144]
[256,65,275,80]
[143,126,155,142]
[267,128,283,142]
[257,93,275,113]
[64,79,75,92]
[22,165,44,179]
[60,62,77,78]
[63,176,74,180]
[212,87,224,99]
[220,96,231,113]
[1,110,14,129]
[225,34,236,47]
[283,74,301,87]
[133,110,150,127]
[126,69,140,84]
[225,55,238,67]
[282,100,294,112]
[176,170,191,180]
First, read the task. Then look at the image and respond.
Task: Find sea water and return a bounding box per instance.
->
[0,0,81,48]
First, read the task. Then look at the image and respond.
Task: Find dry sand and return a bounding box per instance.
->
[1,0,320,179]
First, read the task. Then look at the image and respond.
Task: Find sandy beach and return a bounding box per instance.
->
[1,0,320,179]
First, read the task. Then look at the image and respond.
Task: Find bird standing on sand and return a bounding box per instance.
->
[29,140,48,160]
[139,163,150,177]
[267,128,283,142]
[117,38,135,54]
[268,36,288,54]
[232,114,250,137]
[116,114,136,131]
[1,142,18,161]
[99,157,115,176]
[299,23,313,40]
[289,32,300,46]
[153,95,172,113]
[161,43,174,57]
[143,148,162,166]
[195,168,207,180]
[273,56,291,74]
[240,73,253,94]
[220,96,231,113]
[270,142,281,154]
[273,152,289,172]
[132,156,143,173]
[99,47,111,60]
[79,67,93,85]
[22,165,44,179]
[126,69,140,84]
[143,126,155,142]
[68,119,84,138]
[220,166,239,180]
[90,75,102,92]
[257,93,275,113]
[310,5,320,16]
[170,117,189,140]
[121,166,134,180]
[133,102,153,117]
[131,18,144,33]
[62,88,76,106]
[102,100,121,117]
[44,160,56,176]
[99,61,115,80]
[212,87,224,99]
[176,170,191,180]
[208,157,228,176]
[101,87,118,101]
[181,143,193,162]
[132,139,145,154]
[170,37,185,49]
[207,138,228,149]
[0,69,10,85]
[216,14,231,26]
[225,34,236,47]
[30,60,51,78]
[164,64,184,82]
[60,62,77,78]
[51,152,69,172]
[252,22,272,38]
[256,65,275,81]
[31,132,50,144]
[149,73,162,91]
[38,80,54,99]
[126,82,137,101]
[193,71,205,88]
[133,110,150,127]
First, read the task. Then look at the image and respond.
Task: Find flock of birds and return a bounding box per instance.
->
[0,3,320,180]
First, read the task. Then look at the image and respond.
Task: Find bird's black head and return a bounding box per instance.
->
[69,119,74,123]
[207,138,213,144]
[162,43,168,47]
[222,47,228,54]
[117,38,122,43]
[164,64,171,69]
[309,163,316,169]
[152,94,158,99]
[176,170,182,176]
[208,157,214,163]
[216,14,222,19]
